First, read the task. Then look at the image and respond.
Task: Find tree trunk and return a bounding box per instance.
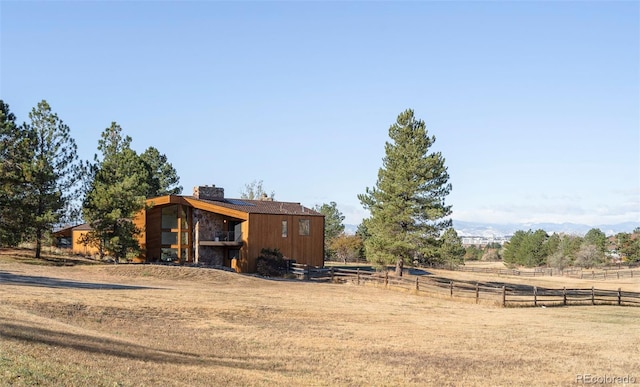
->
[395,257,404,277]
[35,229,42,258]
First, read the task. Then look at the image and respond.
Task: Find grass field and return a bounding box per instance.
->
[1,249,639,386]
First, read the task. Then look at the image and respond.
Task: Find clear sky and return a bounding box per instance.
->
[1,1,638,227]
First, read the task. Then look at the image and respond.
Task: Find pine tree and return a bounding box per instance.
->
[0,100,32,246]
[82,123,150,261]
[439,228,466,269]
[314,201,345,258]
[358,109,452,275]
[23,100,81,257]
[140,146,182,197]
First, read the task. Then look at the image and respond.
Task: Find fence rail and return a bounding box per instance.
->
[433,264,640,280]
[290,264,640,308]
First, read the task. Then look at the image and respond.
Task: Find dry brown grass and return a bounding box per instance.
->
[1,249,639,386]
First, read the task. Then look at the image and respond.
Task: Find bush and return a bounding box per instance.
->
[255,248,290,277]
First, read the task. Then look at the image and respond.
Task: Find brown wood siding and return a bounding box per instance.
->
[245,213,324,272]
[144,206,162,262]
[133,211,146,260]
[234,220,250,272]
[71,230,99,256]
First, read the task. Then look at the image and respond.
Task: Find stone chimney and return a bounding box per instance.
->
[193,185,224,201]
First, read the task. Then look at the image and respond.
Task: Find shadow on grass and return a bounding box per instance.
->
[0,248,101,266]
[0,318,289,371]
[0,272,158,290]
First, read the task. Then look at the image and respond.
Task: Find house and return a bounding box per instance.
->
[53,223,98,255]
[64,185,325,273]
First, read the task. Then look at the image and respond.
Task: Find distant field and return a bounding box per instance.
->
[1,249,639,386]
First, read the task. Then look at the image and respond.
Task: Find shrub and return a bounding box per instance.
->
[255,248,290,277]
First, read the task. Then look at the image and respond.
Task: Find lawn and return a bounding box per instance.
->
[1,249,639,386]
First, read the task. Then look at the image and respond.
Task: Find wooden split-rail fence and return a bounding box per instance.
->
[290,264,640,308]
[435,265,640,280]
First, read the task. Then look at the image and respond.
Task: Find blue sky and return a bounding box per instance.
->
[1,1,638,227]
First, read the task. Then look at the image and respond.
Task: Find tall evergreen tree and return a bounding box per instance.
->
[23,100,81,257]
[584,228,607,254]
[358,109,452,275]
[0,100,32,246]
[314,201,345,258]
[82,123,150,261]
[502,229,549,267]
[140,146,182,197]
[439,228,466,269]
[502,230,527,266]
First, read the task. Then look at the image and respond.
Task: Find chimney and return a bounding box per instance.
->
[193,185,224,201]
[259,193,273,201]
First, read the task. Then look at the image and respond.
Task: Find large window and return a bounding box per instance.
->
[160,205,190,262]
[161,206,178,229]
[298,219,310,236]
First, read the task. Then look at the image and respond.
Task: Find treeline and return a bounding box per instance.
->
[502,228,640,268]
[0,99,181,259]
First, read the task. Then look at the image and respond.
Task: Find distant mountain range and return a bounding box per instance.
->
[343,221,640,237]
[452,220,640,237]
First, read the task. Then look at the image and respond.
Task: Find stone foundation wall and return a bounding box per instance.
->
[193,209,224,265]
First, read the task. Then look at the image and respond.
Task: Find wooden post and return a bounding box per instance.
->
[357,268,360,285]
[306,264,311,281]
[617,271,620,279]
[475,282,479,304]
[415,276,419,291]
[563,287,567,306]
[591,286,595,305]
[618,288,621,306]
[330,267,335,282]
[592,271,595,279]
[534,286,537,307]
[604,270,607,280]
[502,286,506,307]
[385,270,389,287]
[450,281,453,297]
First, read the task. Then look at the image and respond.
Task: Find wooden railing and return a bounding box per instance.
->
[290,265,640,308]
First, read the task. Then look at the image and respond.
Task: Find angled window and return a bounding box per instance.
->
[298,219,310,236]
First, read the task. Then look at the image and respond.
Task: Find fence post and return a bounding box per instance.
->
[502,286,506,307]
[618,288,621,306]
[450,281,453,297]
[475,282,479,304]
[563,287,567,306]
[604,270,607,280]
[415,276,419,291]
[617,271,620,279]
[331,267,335,282]
[631,270,634,278]
[357,268,360,286]
[592,271,595,279]
[534,286,537,307]
[591,286,595,305]
[306,264,310,281]
[385,270,389,287]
